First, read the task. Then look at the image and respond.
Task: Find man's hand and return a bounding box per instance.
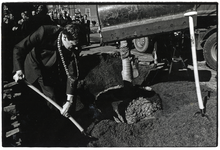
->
[60,101,72,117]
[13,70,25,83]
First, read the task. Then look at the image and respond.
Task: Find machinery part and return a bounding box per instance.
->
[184,11,205,114]
[203,33,217,70]
[98,4,195,43]
[120,40,133,82]
[98,5,195,28]
[121,58,132,82]
[133,37,149,53]
[152,41,158,65]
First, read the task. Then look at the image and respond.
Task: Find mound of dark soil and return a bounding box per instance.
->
[88,81,217,147]
[3,52,217,147]
[78,53,162,123]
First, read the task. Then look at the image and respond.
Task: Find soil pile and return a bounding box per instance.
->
[79,53,217,147]
[2,53,217,147]
[87,82,217,147]
[78,53,162,124]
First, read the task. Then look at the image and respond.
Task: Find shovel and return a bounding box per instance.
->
[184,12,209,119]
[23,80,95,138]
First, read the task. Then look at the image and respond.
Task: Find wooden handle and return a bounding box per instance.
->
[24,80,84,132]
[186,14,204,110]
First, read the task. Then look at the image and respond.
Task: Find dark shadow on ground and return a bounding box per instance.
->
[81,45,102,51]
[142,68,212,86]
[2,83,96,147]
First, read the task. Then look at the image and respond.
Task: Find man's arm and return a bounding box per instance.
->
[13,26,45,73]
[61,49,80,116]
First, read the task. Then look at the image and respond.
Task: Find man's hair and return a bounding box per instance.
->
[62,23,81,41]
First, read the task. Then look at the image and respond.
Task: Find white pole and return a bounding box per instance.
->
[184,12,204,110]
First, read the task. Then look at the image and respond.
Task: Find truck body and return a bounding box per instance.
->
[97,4,217,70]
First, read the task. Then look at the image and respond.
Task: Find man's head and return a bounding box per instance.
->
[9,13,14,20]
[61,10,67,17]
[32,10,36,16]
[72,15,76,20]
[83,14,87,20]
[3,14,9,24]
[37,5,48,15]
[62,23,81,50]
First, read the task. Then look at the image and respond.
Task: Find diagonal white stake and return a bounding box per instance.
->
[184,11,204,110]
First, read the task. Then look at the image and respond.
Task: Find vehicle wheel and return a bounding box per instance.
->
[203,33,217,70]
[133,37,149,53]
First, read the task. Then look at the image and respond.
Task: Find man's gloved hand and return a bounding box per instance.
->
[61,101,72,117]
[13,70,25,83]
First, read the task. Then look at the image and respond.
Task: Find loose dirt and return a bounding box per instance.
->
[2,52,217,147]
[82,53,217,147]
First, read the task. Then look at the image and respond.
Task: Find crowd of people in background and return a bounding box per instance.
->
[2,4,91,82]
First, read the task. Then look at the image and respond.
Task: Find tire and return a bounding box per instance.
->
[133,37,149,53]
[203,33,217,70]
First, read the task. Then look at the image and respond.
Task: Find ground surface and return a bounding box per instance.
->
[85,53,217,147]
[2,35,217,147]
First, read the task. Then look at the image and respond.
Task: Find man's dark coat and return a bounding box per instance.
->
[13,25,79,95]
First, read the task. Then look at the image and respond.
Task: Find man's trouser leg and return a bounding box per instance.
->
[33,76,59,111]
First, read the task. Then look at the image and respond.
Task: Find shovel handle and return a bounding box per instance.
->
[184,12,204,110]
[24,80,84,132]
[25,81,62,110]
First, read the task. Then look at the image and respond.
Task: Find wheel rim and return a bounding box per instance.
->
[211,42,217,61]
[136,37,146,48]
